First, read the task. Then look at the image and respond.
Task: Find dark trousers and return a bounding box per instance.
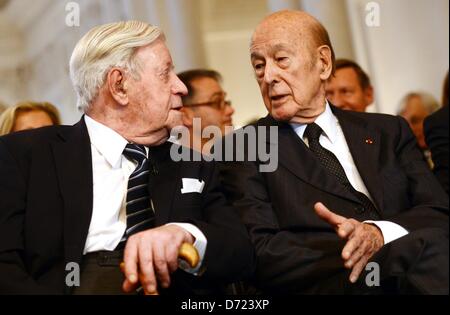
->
[305,227,449,294]
[71,250,136,295]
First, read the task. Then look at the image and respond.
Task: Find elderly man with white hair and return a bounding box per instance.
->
[219,10,448,294]
[0,21,254,295]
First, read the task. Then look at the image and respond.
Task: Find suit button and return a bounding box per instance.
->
[354,205,365,214]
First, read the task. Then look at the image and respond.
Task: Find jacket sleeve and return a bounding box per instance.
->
[0,139,55,294]
[387,116,449,232]
[424,107,449,194]
[188,160,256,284]
[219,158,345,293]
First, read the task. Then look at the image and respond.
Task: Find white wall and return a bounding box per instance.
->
[347,0,449,114]
[202,0,269,126]
[301,0,355,60]
[0,11,24,106]
[205,29,268,126]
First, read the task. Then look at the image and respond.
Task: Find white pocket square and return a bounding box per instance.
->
[181,178,205,194]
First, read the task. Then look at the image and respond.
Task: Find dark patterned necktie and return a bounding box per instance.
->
[117,143,155,249]
[304,123,377,214]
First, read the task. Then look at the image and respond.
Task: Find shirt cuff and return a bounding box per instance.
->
[364,220,409,245]
[166,222,207,276]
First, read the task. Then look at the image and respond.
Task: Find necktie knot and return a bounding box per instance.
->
[304,123,323,142]
[123,143,147,164]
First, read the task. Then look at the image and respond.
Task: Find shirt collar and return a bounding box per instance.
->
[84,115,129,169]
[290,101,339,144]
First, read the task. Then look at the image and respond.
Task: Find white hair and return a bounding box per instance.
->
[69,21,163,112]
[397,91,440,115]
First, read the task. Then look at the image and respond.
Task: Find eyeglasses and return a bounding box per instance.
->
[185,93,232,111]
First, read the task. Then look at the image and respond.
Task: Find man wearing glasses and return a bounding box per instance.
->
[178,69,235,154]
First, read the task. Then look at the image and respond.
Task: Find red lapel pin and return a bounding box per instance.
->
[365,138,374,144]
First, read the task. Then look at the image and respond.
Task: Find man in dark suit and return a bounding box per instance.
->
[220,10,448,294]
[424,105,449,194]
[0,21,254,295]
[325,59,374,112]
[177,69,235,155]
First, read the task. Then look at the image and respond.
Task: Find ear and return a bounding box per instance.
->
[180,107,194,127]
[317,45,333,81]
[364,85,375,106]
[107,68,129,106]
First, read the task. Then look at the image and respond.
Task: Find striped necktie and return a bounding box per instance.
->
[117,143,156,249]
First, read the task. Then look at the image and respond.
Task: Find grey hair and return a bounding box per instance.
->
[397,91,440,115]
[69,21,163,112]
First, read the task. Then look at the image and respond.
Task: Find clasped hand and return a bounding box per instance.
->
[314,202,384,283]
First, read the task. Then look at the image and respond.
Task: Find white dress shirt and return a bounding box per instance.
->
[83,115,206,273]
[290,103,408,244]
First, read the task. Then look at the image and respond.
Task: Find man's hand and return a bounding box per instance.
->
[314,202,384,283]
[121,225,194,294]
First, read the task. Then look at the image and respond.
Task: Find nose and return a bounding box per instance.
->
[225,103,235,117]
[173,74,188,96]
[330,92,344,108]
[263,60,280,85]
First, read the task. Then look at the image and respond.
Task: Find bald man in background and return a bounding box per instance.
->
[220,10,449,294]
[398,92,439,148]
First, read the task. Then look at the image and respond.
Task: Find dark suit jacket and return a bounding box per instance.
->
[424,105,449,194]
[0,119,254,294]
[219,106,449,293]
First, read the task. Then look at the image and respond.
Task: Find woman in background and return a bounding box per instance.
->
[0,102,7,115]
[0,101,60,135]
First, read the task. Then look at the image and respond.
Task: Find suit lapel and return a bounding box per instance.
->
[149,141,180,226]
[51,118,93,267]
[263,117,360,204]
[332,107,383,213]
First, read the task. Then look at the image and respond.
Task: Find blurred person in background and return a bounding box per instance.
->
[0,101,7,115]
[178,69,235,154]
[424,72,449,194]
[424,105,449,194]
[325,59,374,112]
[398,92,440,168]
[0,101,60,135]
[441,71,448,107]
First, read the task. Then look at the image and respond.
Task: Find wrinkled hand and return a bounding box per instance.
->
[314,202,384,283]
[122,225,194,294]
